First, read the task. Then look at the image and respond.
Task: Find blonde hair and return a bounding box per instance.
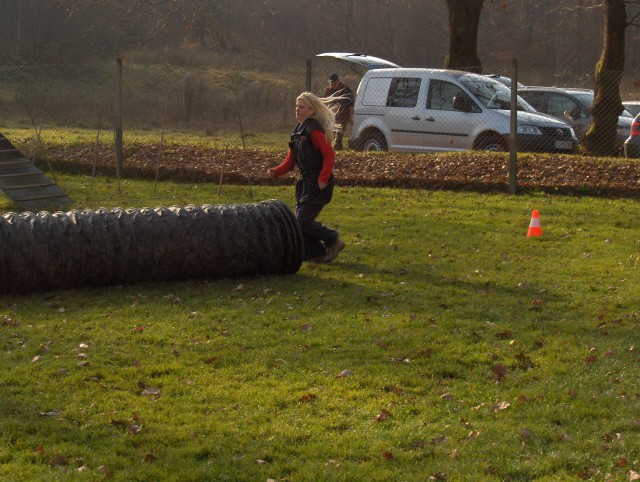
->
[297,91,340,146]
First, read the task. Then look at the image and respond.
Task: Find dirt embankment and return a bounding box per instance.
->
[42,143,640,198]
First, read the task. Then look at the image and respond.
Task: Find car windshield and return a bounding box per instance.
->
[624,103,640,116]
[572,90,634,117]
[571,91,594,109]
[459,76,532,111]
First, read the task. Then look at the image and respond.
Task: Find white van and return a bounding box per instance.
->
[317,53,577,153]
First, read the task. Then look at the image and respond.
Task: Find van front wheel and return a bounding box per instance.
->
[475,136,507,152]
[362,135,387,152]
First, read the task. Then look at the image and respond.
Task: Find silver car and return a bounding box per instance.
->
[317,53,578,153]
[519,86,633,148]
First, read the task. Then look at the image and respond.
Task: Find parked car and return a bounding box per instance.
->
[317,52,578,153]
[485,74,524,88]
[518,86,633,148]
[623,101,640,117]
[624,113,640,158]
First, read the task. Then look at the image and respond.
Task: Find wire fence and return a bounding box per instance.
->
[0,58,638,164]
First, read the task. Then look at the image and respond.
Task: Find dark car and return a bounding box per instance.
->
[485,74,524,88]
[519,86,633,148]
[623,101,640,117]
[624,113,640,158]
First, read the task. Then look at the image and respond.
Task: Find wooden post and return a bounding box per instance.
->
[115,58,124,176]
[306,58,312,92]
[509,58,518,195]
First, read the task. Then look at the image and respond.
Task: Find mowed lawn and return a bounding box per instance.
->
[0,175,639,481]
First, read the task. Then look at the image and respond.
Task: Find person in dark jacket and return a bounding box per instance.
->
[323,73,354,150]
[267,92,346,263]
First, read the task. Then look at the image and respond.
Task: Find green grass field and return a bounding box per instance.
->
[0,174,639,481]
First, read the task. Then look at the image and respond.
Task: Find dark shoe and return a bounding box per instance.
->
[323,239,345,263]
[308,256,327,263]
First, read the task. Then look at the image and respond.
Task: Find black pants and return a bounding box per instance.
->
[295,178,339,261]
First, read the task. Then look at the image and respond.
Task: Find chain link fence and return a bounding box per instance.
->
[0,58,637,160]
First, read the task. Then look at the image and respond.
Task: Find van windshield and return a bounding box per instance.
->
[459,76,533,112]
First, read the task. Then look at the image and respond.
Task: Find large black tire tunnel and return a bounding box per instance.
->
[0,199,303,294]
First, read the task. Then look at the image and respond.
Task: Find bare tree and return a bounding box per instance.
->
[584,0,626,156]
[444,0,483,73]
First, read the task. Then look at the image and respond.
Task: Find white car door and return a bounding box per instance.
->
[383,77,425,150]
[421,79,481,151]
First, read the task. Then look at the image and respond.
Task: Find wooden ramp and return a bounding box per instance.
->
[0,133,73,211]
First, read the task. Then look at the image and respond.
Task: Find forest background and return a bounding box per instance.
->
[2,1,640,83]
[1,0,640,142]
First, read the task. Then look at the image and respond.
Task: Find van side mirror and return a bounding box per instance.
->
[453,95,472,112]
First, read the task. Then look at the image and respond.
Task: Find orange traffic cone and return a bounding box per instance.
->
[527,210,543,237]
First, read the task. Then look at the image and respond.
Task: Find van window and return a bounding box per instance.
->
[386,78,421,108]
[362,77,392,106]
[428,80,479,112]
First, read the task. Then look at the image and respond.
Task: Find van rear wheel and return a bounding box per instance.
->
[362,135,387,152]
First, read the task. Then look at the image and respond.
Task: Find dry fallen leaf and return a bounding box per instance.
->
[431,435,446,445]
[386,385,405,395]
[491,401,510,412]
[2,315,19,326]
[375,409,392,422]
[38,410,63,417]
[585,354,598,365]
[381,450,394,460]
[493,363,507,382]
[96,465,113,478]
[336,369,353,379]
[530,299,544,311]
[429,473,447,481]
[141,387,161,398]
[164,294,181,304]
[520,428,533,440]
[50,454,69,467]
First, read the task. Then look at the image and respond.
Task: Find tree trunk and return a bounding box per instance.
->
[584,0,626,156]
[444,0,483,73]
[384,1,396,58]
[345,0,356,46]
[575,0,586,73]
[518,0,535,60]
